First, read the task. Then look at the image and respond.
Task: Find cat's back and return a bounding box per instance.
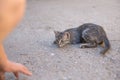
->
[78,23,102,30]
[78,23,106,36]
[64,27,83,44]
[62,23,106,44]
[64,23,102,33]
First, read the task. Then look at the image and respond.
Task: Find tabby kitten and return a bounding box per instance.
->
[54,23,110,54]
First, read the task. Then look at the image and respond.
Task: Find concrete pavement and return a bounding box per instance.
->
[4,0,120,80]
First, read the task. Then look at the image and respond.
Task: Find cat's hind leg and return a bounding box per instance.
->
[79,42,97,48]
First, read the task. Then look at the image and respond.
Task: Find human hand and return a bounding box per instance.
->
[2,60,32,79]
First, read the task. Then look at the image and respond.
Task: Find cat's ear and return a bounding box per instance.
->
[54,31,60,37]
[63,32,70,40]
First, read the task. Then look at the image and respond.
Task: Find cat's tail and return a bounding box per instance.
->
[100,36,110,54]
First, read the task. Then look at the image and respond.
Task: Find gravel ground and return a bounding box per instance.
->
[4,0,120,80]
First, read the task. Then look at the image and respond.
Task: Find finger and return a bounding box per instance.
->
[20,66,32,76]
[0,72,5,80]
[13,72,19,79]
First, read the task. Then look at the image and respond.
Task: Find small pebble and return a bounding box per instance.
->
[74,61,78,64]
[51,53,55,56]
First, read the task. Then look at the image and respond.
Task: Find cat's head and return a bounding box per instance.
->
[54,31,70,47]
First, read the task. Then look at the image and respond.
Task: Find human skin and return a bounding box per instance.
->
[0,0,32,79]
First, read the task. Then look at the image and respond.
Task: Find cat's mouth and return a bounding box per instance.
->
[58,44,64,48]
[58,43,67,48]
[57,41,70,48]
[54,40,70,48]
